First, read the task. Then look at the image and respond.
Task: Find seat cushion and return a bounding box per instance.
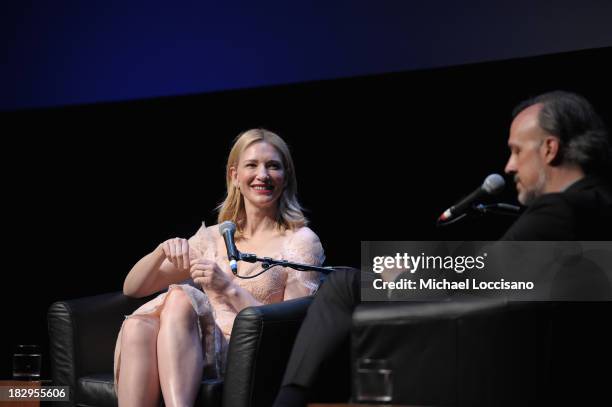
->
[76,374,223,407]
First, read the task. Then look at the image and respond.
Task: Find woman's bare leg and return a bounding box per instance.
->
[117,316,161,407]
[157,289,204,407]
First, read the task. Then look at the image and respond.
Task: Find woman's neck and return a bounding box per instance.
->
[242,204,278,238]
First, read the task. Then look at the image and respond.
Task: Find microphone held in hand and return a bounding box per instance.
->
[438,173,505,223]
[219,221,240,275]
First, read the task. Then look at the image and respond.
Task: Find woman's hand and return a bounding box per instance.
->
[190,258,233,294]
[158,238,190,272]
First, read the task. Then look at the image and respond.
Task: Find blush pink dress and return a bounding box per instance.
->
[114,222,324,389]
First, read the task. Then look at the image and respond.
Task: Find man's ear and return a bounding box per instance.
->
[542,136,561,165]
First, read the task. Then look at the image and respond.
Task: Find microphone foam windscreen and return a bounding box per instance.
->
[483,173,505,194]
[219,220,236,235]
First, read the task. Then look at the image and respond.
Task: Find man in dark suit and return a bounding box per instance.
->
[499,91,612,405]
[273,91,612,406]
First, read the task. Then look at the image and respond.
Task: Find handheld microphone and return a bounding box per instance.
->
[219,221,240,275]
[438,173,505,222]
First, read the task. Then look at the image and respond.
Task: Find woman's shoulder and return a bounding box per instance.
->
[190,222,220,238]
[283,226,325,265]
[284,226,324,253]
[188,222,221,256]
[205,223,220,236]
[285,226,320,244]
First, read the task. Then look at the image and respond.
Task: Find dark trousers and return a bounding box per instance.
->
[281,268,360,387]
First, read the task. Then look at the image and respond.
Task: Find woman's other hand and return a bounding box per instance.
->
[190,258,232,294]
[159,238,190,272]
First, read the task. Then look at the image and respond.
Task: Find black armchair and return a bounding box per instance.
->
[47,291,313,407]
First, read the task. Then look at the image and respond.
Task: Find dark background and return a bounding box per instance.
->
[2,46,612,379]
[4,1,612,111]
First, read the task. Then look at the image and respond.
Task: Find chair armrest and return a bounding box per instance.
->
[353,297,512,326]
[222,296,313,407]
[47,291,156,399]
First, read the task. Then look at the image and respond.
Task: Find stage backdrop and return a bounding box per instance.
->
[3,1,612,111]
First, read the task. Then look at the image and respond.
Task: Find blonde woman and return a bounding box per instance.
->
[114,129,324,407]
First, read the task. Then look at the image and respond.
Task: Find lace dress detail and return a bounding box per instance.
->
[114,222,324,388]
[283,227,326,295]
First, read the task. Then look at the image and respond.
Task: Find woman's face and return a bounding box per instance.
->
[232,141,286,210]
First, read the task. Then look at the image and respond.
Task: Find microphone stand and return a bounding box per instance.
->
[473,203,522,217]
[436,202,522,227]
[237,252,336,276]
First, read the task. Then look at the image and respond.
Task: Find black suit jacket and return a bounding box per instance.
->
[501,176,612,240]
[500,176,612,403]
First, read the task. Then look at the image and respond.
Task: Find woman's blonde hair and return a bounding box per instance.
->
[217,128,307,237]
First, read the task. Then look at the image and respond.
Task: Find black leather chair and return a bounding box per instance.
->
[352,299,612,407]
[47,292,315,407]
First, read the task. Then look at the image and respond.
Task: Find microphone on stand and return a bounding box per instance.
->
[438,173,505,223]
[219,221,240,275]
[218,220,336,277]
